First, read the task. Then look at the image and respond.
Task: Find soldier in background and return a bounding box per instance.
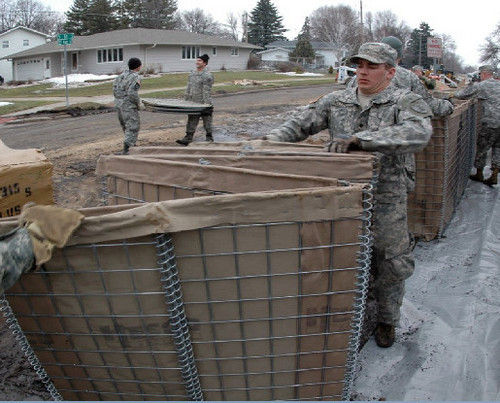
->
[454,65,500,186]
[265,43,433,348]
[113,57,142,155]
[411,65,436,90]
[177,54,214,145]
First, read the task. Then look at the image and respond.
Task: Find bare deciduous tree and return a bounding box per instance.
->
[370,10,411,45]
[309,5,362,64]
[480,23,500,69]
[0,0,63,35]
[180,8,219,35]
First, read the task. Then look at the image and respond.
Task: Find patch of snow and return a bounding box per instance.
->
[44,73,117,86]
[276,72,324,77]
[0,101,12,106]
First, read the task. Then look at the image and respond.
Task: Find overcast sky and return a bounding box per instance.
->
[46,0,499,66]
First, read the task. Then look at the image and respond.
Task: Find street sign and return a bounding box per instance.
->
[427,37,442,59]
[57,33,74,46]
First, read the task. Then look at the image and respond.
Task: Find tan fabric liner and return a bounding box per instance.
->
[133,153,374,181]
[96,155,339,193]
[0,139,48,166]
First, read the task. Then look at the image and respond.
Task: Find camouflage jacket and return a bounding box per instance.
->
[267,85,433,198]
[113,70,141,109]
[349,66,453,117]
[454,78,500,128]
[184,68,214,105]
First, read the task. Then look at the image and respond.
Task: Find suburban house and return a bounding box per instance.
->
[0,26,51,82]
[3,28,260,81]
[258,40,346,68]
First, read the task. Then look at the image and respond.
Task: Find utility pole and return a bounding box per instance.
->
[418,32,422,66]
[359,0,364,42]
[241,12,248,43]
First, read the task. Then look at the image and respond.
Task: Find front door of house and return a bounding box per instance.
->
[44,58,51,78]
[71,52,78,71]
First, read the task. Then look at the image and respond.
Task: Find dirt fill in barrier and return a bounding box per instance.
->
[2,160,374,400]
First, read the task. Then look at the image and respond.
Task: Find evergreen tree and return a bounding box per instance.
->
[290,17,315,63]
[405,22,434,69]
[120,0,177,29]
[64,0,91,35]
[64,0,117,35]
[247,0,286,48]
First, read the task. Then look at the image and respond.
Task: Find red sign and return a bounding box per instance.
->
[427,37,442,58]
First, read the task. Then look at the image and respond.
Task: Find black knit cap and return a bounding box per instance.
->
[128,57,142,70]
[198,54,209,64]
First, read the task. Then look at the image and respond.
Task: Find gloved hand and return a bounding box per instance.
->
[138,100,146,111]
[326,136,361,153]
[261,129,282,142]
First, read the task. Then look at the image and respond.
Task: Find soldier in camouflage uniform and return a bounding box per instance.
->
[113,58,142,155]
[349,37,453,193]
[0,227,35,294]
[454,65,500,186]
[177,54,214,145]
[265,43,433,348]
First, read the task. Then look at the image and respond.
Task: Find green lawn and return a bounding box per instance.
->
[0,100,57,115]
[145,78,336,99]
[0,71,335,98]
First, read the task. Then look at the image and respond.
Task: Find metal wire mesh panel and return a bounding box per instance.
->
[408,99,477,240]
[3,207,371,400]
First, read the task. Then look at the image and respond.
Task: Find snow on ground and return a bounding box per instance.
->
[353,181,499,401]
[276,72,324,77]
[0,101,12,106]
[44,73,117,86]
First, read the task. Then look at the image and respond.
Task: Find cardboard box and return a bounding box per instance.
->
[0,140,53,218]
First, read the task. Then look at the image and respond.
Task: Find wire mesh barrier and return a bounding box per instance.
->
[1,154,374,401]
[407,99,478,240]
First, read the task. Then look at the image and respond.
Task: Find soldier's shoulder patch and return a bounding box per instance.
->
[398,93,431,116]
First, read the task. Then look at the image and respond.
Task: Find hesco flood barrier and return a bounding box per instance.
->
[407,98,477,240]
[2,160,375,401]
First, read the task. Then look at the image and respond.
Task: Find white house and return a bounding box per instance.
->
[0,26,51,82]
[259,40,343,68]
[3,28,261,82]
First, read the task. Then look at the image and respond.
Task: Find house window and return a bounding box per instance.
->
[212,47,217,56]
[97,47,123,63]
[182,46,200,59]
[23,39,29,46]
[2,40,8,48]
[230,47,239,56]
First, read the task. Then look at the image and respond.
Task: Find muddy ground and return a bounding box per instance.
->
[0,86,337,400]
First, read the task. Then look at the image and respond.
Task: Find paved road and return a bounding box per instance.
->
[0,85,336,151]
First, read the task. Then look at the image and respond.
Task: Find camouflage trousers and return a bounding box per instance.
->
[371,191,415,326]
[117,106,140,147]
[185,112,213,135]
[475,125,500,170]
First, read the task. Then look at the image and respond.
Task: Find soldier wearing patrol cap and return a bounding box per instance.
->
[454,64,500,186]
[265,42,433,348]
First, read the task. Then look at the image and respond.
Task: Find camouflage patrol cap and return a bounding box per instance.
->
[350,42,397,67]
[381,36,403,58]
[412,65,423,72]
[479,65,494,72]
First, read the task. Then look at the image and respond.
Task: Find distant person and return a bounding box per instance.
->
[454,65,500,186]
[113,57,142,155]
[177,54,214,145]
[0,75,4,85]
[412,65,435,90]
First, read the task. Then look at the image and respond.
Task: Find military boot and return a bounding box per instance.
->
[374,322,395,348]
[469,169,484,182]
[122,143,130,155]
[176,133,193,146]
[483,167,499,186]
[205,133,214,142]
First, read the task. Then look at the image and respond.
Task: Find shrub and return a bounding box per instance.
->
[247,53,261,70]
[275,61,302,73]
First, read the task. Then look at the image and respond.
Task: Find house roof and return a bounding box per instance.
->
[5,28,261,59]
[267,40,337,50]
[256,47,290,55]
[0,26,51,39]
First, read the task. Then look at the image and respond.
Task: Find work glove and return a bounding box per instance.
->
[325,136,361,153]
